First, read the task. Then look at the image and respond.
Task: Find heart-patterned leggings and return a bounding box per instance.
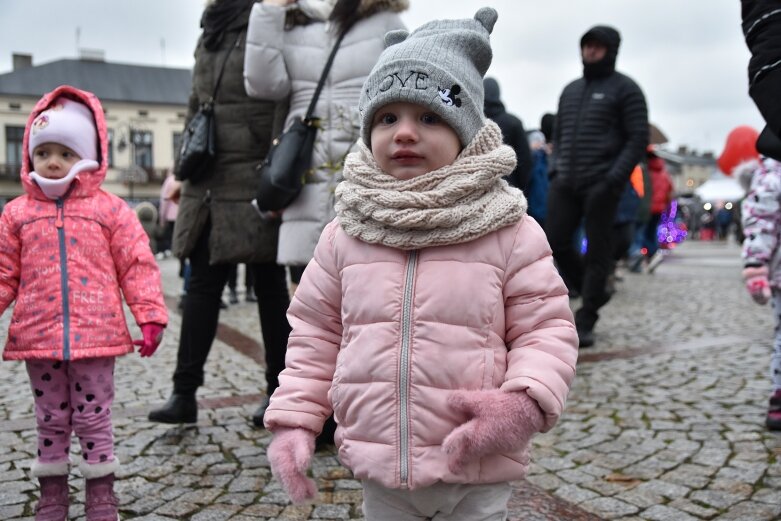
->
[26,357,115,467]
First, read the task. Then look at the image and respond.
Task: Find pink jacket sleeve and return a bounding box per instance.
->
[501,217,578,431]
[110,203,168,327]
[0,211,20,315]
[264,221,343,434]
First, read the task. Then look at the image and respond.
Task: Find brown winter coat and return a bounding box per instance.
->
[173,6,284,264]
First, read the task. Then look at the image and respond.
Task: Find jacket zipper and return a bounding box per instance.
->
[55,199,72,360]
[399,250,418,487]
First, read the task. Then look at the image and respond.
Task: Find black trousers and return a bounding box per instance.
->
[546,179,621,331]
[173,224,291,396]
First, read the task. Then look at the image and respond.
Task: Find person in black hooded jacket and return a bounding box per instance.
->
[742,0,781,160]
[546,25,648,347]
[483,77,533,190]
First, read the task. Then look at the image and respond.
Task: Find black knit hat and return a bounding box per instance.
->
[580,25,620,50]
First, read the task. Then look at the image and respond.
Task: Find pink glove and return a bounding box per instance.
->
[443,389,545,474]
[743,266,771,305]
[133,323,165,357]
[267,427,317,504]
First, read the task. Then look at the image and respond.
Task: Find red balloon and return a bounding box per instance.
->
[717,125,759,176]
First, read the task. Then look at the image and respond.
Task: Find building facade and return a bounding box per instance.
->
[654,146,716,197]
[0,53,192,200]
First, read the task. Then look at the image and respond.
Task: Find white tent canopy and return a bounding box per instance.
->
[694,176,746,202]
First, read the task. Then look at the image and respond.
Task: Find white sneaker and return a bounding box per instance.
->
[646,251,664,273]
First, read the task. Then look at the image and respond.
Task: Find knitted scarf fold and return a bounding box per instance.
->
[335,120,527,250]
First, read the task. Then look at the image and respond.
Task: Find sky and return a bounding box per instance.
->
[0,0,763,156]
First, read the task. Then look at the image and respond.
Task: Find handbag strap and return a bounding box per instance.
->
[207,30,244,104]
[304,25,350,120]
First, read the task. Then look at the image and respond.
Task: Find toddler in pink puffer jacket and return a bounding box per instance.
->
[0,85,168,521]
[261,8,578,519]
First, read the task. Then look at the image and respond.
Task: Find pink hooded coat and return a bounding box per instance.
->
[0,85,168,361]
[264,216,578,490]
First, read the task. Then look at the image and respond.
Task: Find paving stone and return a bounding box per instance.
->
[241,503,284,517]
[312,503,351,519]
[554,484,600,504]
[0,505,25,519]
[689,489,745,509]
[633,479,690,500]
[217,492,257,506]
[715,500,781,521]
[641,504,699,521]
[189,504,242,520]
[123,496,168,516]
[715,464,766,484]
[154,499,201,518]
[278,504,315,520]
[751,487,781,505]
[525,472,565,491]
[666,498,719,518]
[0,492,27,506]
[534,457,577,471]
[580,497,640,519]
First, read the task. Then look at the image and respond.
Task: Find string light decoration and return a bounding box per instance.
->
[657,200,688,248]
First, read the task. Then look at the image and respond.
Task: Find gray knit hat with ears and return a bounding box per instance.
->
[359,7,498,148]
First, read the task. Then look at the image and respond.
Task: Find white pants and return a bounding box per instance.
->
[361,479,512,521]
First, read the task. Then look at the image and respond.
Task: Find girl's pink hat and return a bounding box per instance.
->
[28,97,97,161]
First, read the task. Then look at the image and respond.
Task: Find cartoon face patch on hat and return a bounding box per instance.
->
[32,114,50,133]
[438,85,462,107]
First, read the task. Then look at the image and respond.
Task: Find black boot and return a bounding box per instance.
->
[577,327,595,348]
[251,396,270,428]
[148,393,197,424]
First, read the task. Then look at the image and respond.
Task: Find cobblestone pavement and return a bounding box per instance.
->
[0,239,779,520]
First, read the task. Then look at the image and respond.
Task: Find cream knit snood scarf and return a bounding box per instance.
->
[335,120,527,250]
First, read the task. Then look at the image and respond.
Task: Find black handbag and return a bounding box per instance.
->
[175,32,242,184]
[254,28,349,212]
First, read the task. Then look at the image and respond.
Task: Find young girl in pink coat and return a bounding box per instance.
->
[0,85,168,521]
[263,9,578,519]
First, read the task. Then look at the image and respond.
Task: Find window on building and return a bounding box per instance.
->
[107,128,115,167]
[131,130,153,170]
[173,132,183,162]
[5,125,24,172]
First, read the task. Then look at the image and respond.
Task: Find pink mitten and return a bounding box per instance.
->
[443,389,545,474]
[267,428,317,503]
[133,323,165,357]
[743,266,771,305]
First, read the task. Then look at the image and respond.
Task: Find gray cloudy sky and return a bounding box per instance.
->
[0,0,762,155]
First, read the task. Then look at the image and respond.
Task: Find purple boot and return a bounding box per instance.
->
[85,473,119,521]
[35,475,69,521]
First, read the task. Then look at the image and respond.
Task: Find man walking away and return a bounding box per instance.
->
[546,25,648,347]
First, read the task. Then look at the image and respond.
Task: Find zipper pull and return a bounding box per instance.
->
[55,200,64,229]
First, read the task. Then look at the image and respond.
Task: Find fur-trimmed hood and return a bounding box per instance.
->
[286,0,408,27]
[358,0,408,17]
[21,86,108,201]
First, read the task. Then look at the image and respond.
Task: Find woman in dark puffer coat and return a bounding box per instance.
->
[149,0,291,426]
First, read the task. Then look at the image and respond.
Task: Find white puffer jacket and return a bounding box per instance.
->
[244,2,406,266]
